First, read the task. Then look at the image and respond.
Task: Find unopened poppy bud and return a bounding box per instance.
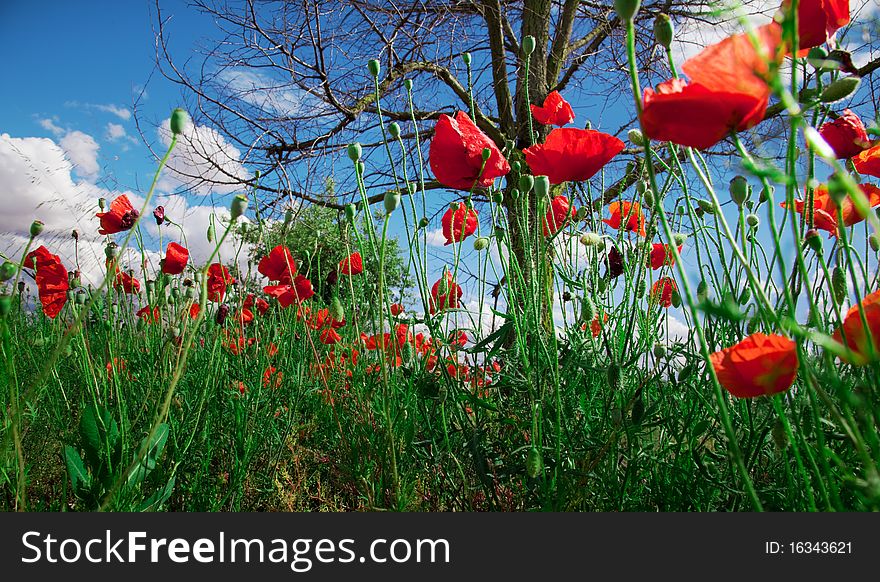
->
[697,279,708,302]
[534,175,550,199]
[0,294,10,317]
[826,173,848,206]
[697,199,715,214]
[653,13,674,49]
[347,143,362,162]
[462,52,472,65]
[580,232,602,247]
[581,295,596,321]
[230,195,248,221]
[105,242,118,259]
[153,206,165,226]
[745,213,759,229]
[473,236,490,251]
[614,0,641,22]
[635,180,648,196]
[170,108,190,135]
[357,160,365,174]
[329,296,345,322]
[627,128,644,147]
[509,188,520,201]
[367,59,381,77]
[653,343,666,359]
[71,229,79,241]
[831,266,847,303]
[388,122,401,139]
[760,185,774,203]
[216,303,230,325]
[207,223,215,243]
[519,174,534,193]
[526,446,542,478]
[635,279,646,297]
[481,147,491,162]
[738,287,752,305]
[403,79,413,91]
[185,287,197,300]
[819,76,860,103]
[671,288,682,308]
[522,35,536,56]
[418,216,429,229]
[575,206,589,221]
[491,189,504,204]
[511,161,521,174]
[494,227,505,242]
[384,191,401,215]
[254,170,261,181]
[729,175,749,206]
[643,189,655,209]
[75,291,87,305]
[344,203,356,222]
[408,182,417,195]
[30,220,44,238]
[677,363,694,383]
[869,233,880,252]
[807,46,829,69]
[607,363,621,390]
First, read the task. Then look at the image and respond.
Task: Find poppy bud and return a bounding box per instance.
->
[581,295,596,322]
[105,242,119,259]
[526,446,542,478]
[671,233,686,247]
[207,222,215,243]
[614,0,641,22]
[826,173,848,206]
[729,175,749,206]
[522,35,536,56]
[347,143,362,162]
[819,76,861,103]
[738,287,752,305]
[404,79,413,91]
[111,302,119,315]
[0,261,15,282]
[677,363,694,383]
[330,296,345,322]
[367,59,381,78]
[697,279,708,302]
[575,206,588,221]
[357,160,365,175]
[494,227,506,243]
[388,122,401,139]
[653,13,674,49]
[216,303,230,326]
[491,189,504,204]
[418,216,429,229]
[596,278,608,293]
[580,232,602,247]
[30,220,44,238]
[384,191,401,215]
[807,46,829,69]
[170,108,190,135]
[481,147,491,162]
[643,189,655,209]
[473,236,490,251]
[185,287,197,300]
[0,294,10,318]
[230,195,248,221]
[168,326,181,339]
[584,120,592,130]
[831,266,847,303]
[98,197,107,211]
[462,52,472,65]
[534,175,550,199]
[607,363,621,390]
[627,128,644,147]
[509,188,520,201]
[671,288,682,308]
[75,291,87,306]
[696,199,715,214]
[869,233,880,252]
[653,343,666,359]
[342,203,356,222]
[745,213,759,229]
[519,174,534,193]
[771,419,788,449]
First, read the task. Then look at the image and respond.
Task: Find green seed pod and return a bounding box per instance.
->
[367,59,381,78]
[677,206,686,215]
[628,128,645,147]
[344,203,357,222]
[831,266,847,303]
[771,419,788,449]
[30,220,45,238]
[98,197,107,211]
[607,363,621,390]
[869,233,880,252]
[388,122,401,139]
[819,76,860,103]
[581,295,596,322]
[105,243,118,259]
[697,199,715,214]
[72,291,85,305]
[509,188,520,201]
[519,174,534,193]
[491,189,504,204]
[0,261,16,282]
[522,35,536,56]
[473,236,490,251]
[653,343,666,359]
[170,108,190,135]
[230,194,248,221]
[185,287,197,300]
[729,175,749,206]
[526,446,542,478]
[403,79,413,91]
[111,302,119,315]
[415,216,428,229]
[738,287,752,305]
[653,13,674,49]
[461,52,472,65]
[534,175,550,199]
[347,143,362,162]
[614,0,641,22]
[745,213,759,229]
[329,296,344,322]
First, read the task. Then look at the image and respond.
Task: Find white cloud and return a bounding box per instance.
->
[157,117,251,195]
[215,68,316,116]
[424,228,446,247]
[65,101,132,121]
[38,118,64,137]
[59,130,100,181]
[106,122,127,141]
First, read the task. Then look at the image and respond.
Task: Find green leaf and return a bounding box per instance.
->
[78,406,102,470]
[137,475,176,512]
[127,424,170,486]
[63,446,91,497]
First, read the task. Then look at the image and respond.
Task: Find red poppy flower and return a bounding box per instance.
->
[853,143,880,178]
[782,183,880,236]
[189,302,200,319]
[442,202,478,245]
[307,308,329,330]
[161,242,189,275]
[264,274,314,307]
[391,303,404,316]
[429,111,510,191]
[106,358,136,383]
[523,128,624,185]
[530,91,575,127]
[709,333,799,398]
[96,194,139,235]
[430,271,462,314]
[339,252,363,275]
[243,294,270,316]
[589,312,609,338]
[24,245,69,319]
[642,23,783,150]
[832,289,880,365]
[136,305,160,323]
[819,110,870,159]
[114,270,140,294]
[543,195,575,236]
[785,0,850,51]
[650,243,682,270]
[651,277,677,308]
[604,201,647,237]
[207,263,234,302]
[258,245,296,284]
[236,308,254,326]
[263,366,283,389]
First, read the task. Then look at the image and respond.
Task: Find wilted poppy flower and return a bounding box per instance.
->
[258,245,296,284]
[442,202,479,245]
[429,111,510,191]
[832,289,880,365]
[651,277,677,308]
[650,243,682,269]
[819,110,870,159]
[604,201,647,237]
[430,271,462,314]
[523,128,624,185]
[543,195,575,236]
[320,328,342,345]
[605,245,625,279]
[161,242,188,275]
[153,206,165,226]
[853,144,880,178]
[207,263,234,302]
[264,274,315,307]
[530,91,575,127]
[136,305,160,323]
[96,194,139,235]
[339,252,363,275]
[782,183,880,236]
[114,270,140,294]
[785,0,850,51]
[24,245,68,319]
[709,333,798,398]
